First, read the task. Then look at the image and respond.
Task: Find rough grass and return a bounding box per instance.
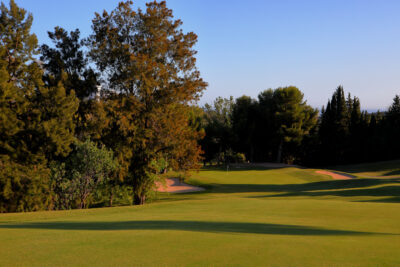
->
[1,165,400,266]
[328,159,400,177]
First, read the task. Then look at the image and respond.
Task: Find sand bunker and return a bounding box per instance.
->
[156,178,205,193]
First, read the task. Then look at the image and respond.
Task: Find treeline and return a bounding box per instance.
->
[202,86,400,166]
[0,1,206,212]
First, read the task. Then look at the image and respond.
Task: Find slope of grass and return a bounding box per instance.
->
[328,159,400,177]
[1,165,399,266]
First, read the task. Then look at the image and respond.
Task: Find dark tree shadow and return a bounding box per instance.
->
[157,176,400,204]
[201,164,290,172]
[246,178,400,203]
[209,178,400,194]
[260,185,399,198]
[384,170,400,176]
[0,220,391,236]
[326,160,400,176]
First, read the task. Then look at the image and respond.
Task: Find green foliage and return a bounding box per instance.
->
[49,140,117,209]
[40,27,103,140]
[0,0,78,212]
[232,96,258,161]
[203,87,317,164]
[69,140,117,209]
[202,96,235,164]
[49,162,77,210]
[272,86,318,162]
[235,152,246,163]
[88,1,207,204]
[0,157,50,212]
[220,149,246,164]
[40,27,98,99]
[0,0,38,85]
[316,86,378,165]
[2,0,400,213]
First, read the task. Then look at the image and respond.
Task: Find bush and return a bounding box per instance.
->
[49,140,117,209]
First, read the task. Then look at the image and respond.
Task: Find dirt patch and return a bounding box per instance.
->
[316,170,355,180]
[156,178,205,193]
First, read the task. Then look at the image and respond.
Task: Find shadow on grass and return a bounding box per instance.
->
[200,164,292,172]
[383,170,400,176]
[261,185,400,199]
[210,178,400,193]
[243,178,400,203]
[326,159,400,176]
[158,177,400,204]
[0,220,389,236]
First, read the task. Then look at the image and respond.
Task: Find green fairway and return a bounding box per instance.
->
[1,165,400,266]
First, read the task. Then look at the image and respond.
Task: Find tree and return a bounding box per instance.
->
[67,140,117,209]
[0,0,78,212]
[319,86,350,164]
[40,27,104,139]
[256,89,277,161]
[231,95,257,162]
[386,95,400,158]
[272,87,318,163]
[49,140,117,209]
[49,162,77,210]
[202,96,234,164]
[87,1,207,205]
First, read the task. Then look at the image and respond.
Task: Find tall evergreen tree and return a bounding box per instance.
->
[202,97,234,164]
[87,1,207,204]
[256,89,276,161]
[386,95,400,158]
[272,86,318,163]
[0,0,78,212]
[319,86,350,164]
[231,95,257,162]
[40,27,104,139]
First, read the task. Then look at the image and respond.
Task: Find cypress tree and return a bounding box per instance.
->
[386,95,400,158]
[318,86,350,164]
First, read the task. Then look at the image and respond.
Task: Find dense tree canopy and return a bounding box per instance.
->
[0,0,78,212]
[87,1,207,204]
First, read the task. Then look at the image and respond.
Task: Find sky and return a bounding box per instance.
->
[13,0,400,111]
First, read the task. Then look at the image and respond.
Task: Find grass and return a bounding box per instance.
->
[328,159,400,177]
[1,164,400,266]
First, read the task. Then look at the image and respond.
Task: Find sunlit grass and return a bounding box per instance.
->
[1,164,399,266]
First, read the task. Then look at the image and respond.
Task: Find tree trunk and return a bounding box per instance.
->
[250,143,254,162]
[109,190,114,207]
[276,140,283,163]
[134,194,146,205]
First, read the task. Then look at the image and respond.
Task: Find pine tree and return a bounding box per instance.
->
[40,27,103,140]
[272,86,318,163]
[318,86,350,164]
[232,96,257,162]
[88,1,207,204]
[202,97,234,165]
[386,95,400,158]
[0,0,78,212]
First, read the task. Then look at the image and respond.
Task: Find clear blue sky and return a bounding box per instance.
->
[14,0,400,110]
